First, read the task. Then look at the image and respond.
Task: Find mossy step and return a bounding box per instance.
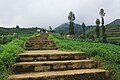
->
[8,69,110,80]
[17,50,90,62]
[13,60,97,73]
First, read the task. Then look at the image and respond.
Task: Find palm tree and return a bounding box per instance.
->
[68,11,75,35]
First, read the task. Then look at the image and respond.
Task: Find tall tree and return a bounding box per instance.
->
[68,11,75,35]
[96,18,100,38]
[82,22,86,39]
[99,8,107,42]
[16,25,20,29]
[49,26,53,32]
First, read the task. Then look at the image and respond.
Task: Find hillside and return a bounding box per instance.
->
[104,19,120,42]
[85,19,120,42]
[54,23,83,34]
[109,19,120,25]
[0,27,40,36]
[0,27,14,35]
[49,34,120,80]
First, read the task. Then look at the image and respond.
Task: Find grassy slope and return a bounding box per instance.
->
[106,25,120,43]
[49,34,120,80]
[86,25,120,43]
[0,35,31,80]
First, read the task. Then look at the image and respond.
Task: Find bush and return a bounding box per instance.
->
[0,39,25,80]
[0,35,15,44]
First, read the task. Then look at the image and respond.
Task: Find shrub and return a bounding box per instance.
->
[49,34,120,80]
[0,39,25,80]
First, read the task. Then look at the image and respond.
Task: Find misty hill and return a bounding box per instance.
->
[109,19,120,25]
[54,23,83,34]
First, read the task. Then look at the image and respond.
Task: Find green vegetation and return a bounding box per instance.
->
[0,27,41,36]
[85,24,120,45]
[49,34,120,80]
[68,11,75,35]
[96,18,100,38]
[106,25,120,43]
[99,9,107,42]
[0,34,17,44]
[0,35,31,80]
[54,23,83,35]
[82,22,86,39]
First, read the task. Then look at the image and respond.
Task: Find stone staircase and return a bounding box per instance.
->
[25,34,57,50]
[8,34,110,80]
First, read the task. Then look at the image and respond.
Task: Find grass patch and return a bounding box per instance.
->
[0,35,31,80]
[49,34,120,80]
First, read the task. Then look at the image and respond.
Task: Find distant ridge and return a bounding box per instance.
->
[54,23,83,34]
[109,19,120,25]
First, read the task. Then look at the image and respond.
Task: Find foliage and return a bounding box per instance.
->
[0,27,13,35]
[69,22,75,35]
[82,22,86,39]
[54,23,83,35]
[86,24,120,45]
[68,11,75,35]
[0,27,41,36]
[68,11,75,22]
[49,26,54,33]
[49,34,120,80]
[16,25,20,29]
[0,34,17,44]
[0,34,31,80]
[96,18,100,38]
[101,24,107,43]
[99,8,107,43]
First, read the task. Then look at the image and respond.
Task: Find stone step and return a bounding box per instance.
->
[17,50,90,62]
[27,40,54,42]
[26,44,56,48]
[26,42,55,45]
[25,41,56,48]
[8,69,110,80]
[25,45,56,47]
[13,60,97,73]
[25,47,58,50]
[26,43,56,46]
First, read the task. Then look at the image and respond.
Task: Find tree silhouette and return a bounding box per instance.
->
[99,8,107,42]
[96,18,100,38]
[16,25,20,29]
[82,22,86,39]
[49,26,53,32]
[68,11,75,35]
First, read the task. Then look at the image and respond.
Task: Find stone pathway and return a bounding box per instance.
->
[8,34,110,80]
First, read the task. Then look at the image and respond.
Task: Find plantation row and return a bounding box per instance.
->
[48,34,120,80]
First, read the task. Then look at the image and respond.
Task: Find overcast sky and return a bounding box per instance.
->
[0,0,120,28]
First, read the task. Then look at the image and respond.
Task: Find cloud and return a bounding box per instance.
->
[0,0,120,28]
